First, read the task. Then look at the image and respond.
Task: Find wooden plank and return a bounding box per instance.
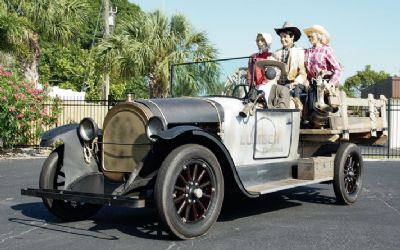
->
[380,95,388,136]
[330,117,384,131]
[345,97,369,106]
[300,134,340,142]
[340,91,349,140]
[300,129,341,135]
[368,94,377,136]
[345,97,386,108]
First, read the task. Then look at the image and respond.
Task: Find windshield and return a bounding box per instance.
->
[170,57,250,98]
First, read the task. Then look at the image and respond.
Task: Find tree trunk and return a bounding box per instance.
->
[19,32,40,84]
[148,63,169,98]
[149,77,164,98]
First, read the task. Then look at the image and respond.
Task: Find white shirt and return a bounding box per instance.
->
[257,82,275,103]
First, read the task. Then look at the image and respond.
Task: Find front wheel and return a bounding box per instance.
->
[39,149,102,221]
[333,143,363,204]
[154,144,224,239]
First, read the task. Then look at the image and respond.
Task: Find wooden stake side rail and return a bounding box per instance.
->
[300,93,388,144]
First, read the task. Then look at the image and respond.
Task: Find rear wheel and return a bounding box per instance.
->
[39,149,102,221]
[333,143,363,204]
[154,144,224,239]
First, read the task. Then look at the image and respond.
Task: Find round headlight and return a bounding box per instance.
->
[79,117,98,142]
[146,116,166,141]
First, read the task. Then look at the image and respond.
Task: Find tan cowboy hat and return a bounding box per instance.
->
[256,32,272,47]
[274,21,301,42]
[303,25,331,44]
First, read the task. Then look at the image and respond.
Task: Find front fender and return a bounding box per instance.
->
[155,126,258,198]
[153,125,200,140]
[41,124,102,193]
[40,124,79,147]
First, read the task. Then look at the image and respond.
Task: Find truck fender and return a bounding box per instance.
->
[153,125,200,140]
[40,124,103,193]
[40,124,79,147]
[155,126,258,198]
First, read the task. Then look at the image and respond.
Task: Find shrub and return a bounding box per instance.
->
[0,65,61,148]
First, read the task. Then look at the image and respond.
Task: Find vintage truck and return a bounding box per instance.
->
[22,58,388,239]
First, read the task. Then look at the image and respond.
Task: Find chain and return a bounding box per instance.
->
[83,140,98,164]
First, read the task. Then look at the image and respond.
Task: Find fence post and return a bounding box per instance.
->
[107,94,112,110]
[387,99,391,159]
[169,62,173,97]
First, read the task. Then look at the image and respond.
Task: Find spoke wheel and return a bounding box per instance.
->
[333,143,363,204]
[39,148,102,221]
[174,160,215,223]
[155,144,224,239]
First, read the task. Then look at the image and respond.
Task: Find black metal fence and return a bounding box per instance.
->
[29,98,118,145]
[360,98,400,159]
[31,98,400,159]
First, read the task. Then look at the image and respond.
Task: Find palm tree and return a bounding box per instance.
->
[96,10,219,98]
[0,0,88,83]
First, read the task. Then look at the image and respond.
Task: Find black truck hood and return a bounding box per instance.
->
[137,97,224,125]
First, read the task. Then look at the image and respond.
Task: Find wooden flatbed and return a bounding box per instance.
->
[299,93,388,145]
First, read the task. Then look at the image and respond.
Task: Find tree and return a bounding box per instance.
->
[96,10,218,98]
[0,0,89,83]
[343,65,391,97]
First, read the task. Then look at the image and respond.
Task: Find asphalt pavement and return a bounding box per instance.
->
[0,158,399,250]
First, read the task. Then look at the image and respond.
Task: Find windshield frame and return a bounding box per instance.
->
[169,56,253,98]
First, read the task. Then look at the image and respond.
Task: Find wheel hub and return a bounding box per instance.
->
[193,188,203,198]
[186,182,203,201]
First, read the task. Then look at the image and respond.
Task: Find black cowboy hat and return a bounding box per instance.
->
[274,21,301,42]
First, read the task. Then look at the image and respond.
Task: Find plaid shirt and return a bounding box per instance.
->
[305,45,341,85]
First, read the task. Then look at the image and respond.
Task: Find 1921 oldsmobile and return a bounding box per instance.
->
[22,58,388,239]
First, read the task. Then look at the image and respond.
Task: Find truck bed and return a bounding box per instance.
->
[299,93,388,145]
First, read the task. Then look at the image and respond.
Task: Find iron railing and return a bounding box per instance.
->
[28,98,400,159]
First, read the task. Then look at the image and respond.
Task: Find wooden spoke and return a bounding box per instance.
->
[197,169,206,183]
[175,186,186,192]
[185,203,192,221]
[178,174,187,184]
[192,164,198,182]
[174,193,186,203]
[186,166,192,182]
[177,200,187,215]
[199,181,211,189]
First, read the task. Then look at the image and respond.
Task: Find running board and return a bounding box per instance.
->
[246,177,333,195]
[21,188,146,208]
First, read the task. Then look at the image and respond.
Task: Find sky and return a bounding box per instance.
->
[131,0,400,81]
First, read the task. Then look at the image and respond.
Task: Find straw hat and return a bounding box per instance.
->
[303,25,331,44]
[256,32,272,47]
[274,21,301,42]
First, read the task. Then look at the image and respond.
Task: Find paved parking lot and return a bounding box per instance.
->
[1,158,399,249]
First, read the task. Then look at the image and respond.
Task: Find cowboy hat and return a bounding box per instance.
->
[274,21,301,42]
[256,32,272,46]
[303,25,331,44]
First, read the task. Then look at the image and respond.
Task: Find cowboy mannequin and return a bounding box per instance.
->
[247,33,273,86]
[303,24,341,119]
[255,60,291,109]
[272,22,307,108]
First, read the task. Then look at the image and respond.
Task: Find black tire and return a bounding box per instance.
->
[333,143,363,205]
[154,144,224,239]
[39,149,102,221]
